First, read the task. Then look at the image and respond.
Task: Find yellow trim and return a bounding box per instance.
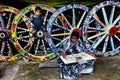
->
[0,33,5,38]
[37,31,43,37]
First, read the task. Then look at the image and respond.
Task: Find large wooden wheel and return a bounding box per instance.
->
[46,4,89,55]
[0,5,23,61]
[11,4,56,61]
[83,1,120,57]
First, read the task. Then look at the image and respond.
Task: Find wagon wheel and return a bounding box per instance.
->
[83,1,120,57]
[12,4,56,61]
[0,5,23,61]
[46,4,88,54]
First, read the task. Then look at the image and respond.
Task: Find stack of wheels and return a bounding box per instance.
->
[46,4,89,54]
[0,5,23,61]
[83,1,120,57]
[11,4,57,62]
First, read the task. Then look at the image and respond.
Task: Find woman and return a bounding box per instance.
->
[57,29,95,79]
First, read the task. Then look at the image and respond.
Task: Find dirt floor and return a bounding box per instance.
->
[0,55,120,80]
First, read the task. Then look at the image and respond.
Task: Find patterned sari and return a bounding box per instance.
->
[57,37,95,79]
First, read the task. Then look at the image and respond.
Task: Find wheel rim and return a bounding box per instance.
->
[0,5,22,61]
[83,1,120,57]
[46,4,88,54]
[12,4,56,61]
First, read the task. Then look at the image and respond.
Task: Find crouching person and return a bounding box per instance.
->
[57,29,95,80]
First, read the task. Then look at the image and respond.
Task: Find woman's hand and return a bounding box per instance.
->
[60,52,66,58]
[87,51,95,57]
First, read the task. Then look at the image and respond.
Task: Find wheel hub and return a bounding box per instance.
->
[109,27,118,36]
[36,30,44,38]
[0,30,9,41]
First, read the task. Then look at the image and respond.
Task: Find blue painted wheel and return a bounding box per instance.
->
[46,4,89,55]
[83,1,120,57]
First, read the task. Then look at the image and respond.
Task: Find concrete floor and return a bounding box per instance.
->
[0,55,120,80]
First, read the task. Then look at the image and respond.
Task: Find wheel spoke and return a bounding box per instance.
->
[109,6,115,25]
[114,35,120,42]
[93,14,106,28]
[88,32,106,40]
[52,37,62,41]
[52,32,70,37]
[18,35,30,39]
[52,28,61,32]
[35,39,40,55]
[89,19,94,24]
[0,41,5,55]
[0,13,5,28]
[87,30,97,33]
[6,12,12,29]
[43,11,49,25]
[87,27,105,31]
[90,40,97,50]
[112,14,120,26]
[102,7,109,26]
[77,11,86,28]
[89,40,94,43]
[24,44,29,50]
[17,30,28,34]
[6,41,12,56]
[58,16,65,26]
[53,23,70,31]
[102,36,109,52]
[61,14,72,29]
[93,34,107,49]
[110,36,115,51]
[72,8,76,28]
[17,27,28,31]
[41,39,47,54]
[18,38,28,42]
[56,36,69,47]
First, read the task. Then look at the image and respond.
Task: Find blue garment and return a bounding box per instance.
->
[58,37,86,55]
[58,59,94,79]
[58,37,95,79]
[32,16,43,30]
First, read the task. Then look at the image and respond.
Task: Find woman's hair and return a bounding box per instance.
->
[71,31,80,39]
[35,6,42,11]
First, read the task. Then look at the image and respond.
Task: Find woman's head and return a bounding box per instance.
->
[70,31,80,43]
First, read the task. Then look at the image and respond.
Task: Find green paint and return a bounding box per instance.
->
[48,53,56,59]
[16,54,22,58]
[20,0,102,7]
[20,50,26,55]
[22,7,31,13]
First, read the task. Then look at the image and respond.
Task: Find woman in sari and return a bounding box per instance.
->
[57,29,95,79]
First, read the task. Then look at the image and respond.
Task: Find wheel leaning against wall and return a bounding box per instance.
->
[0,4,23,61]
[83,1,120,57]
[46,4,89,55]
[11,4,56,61]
